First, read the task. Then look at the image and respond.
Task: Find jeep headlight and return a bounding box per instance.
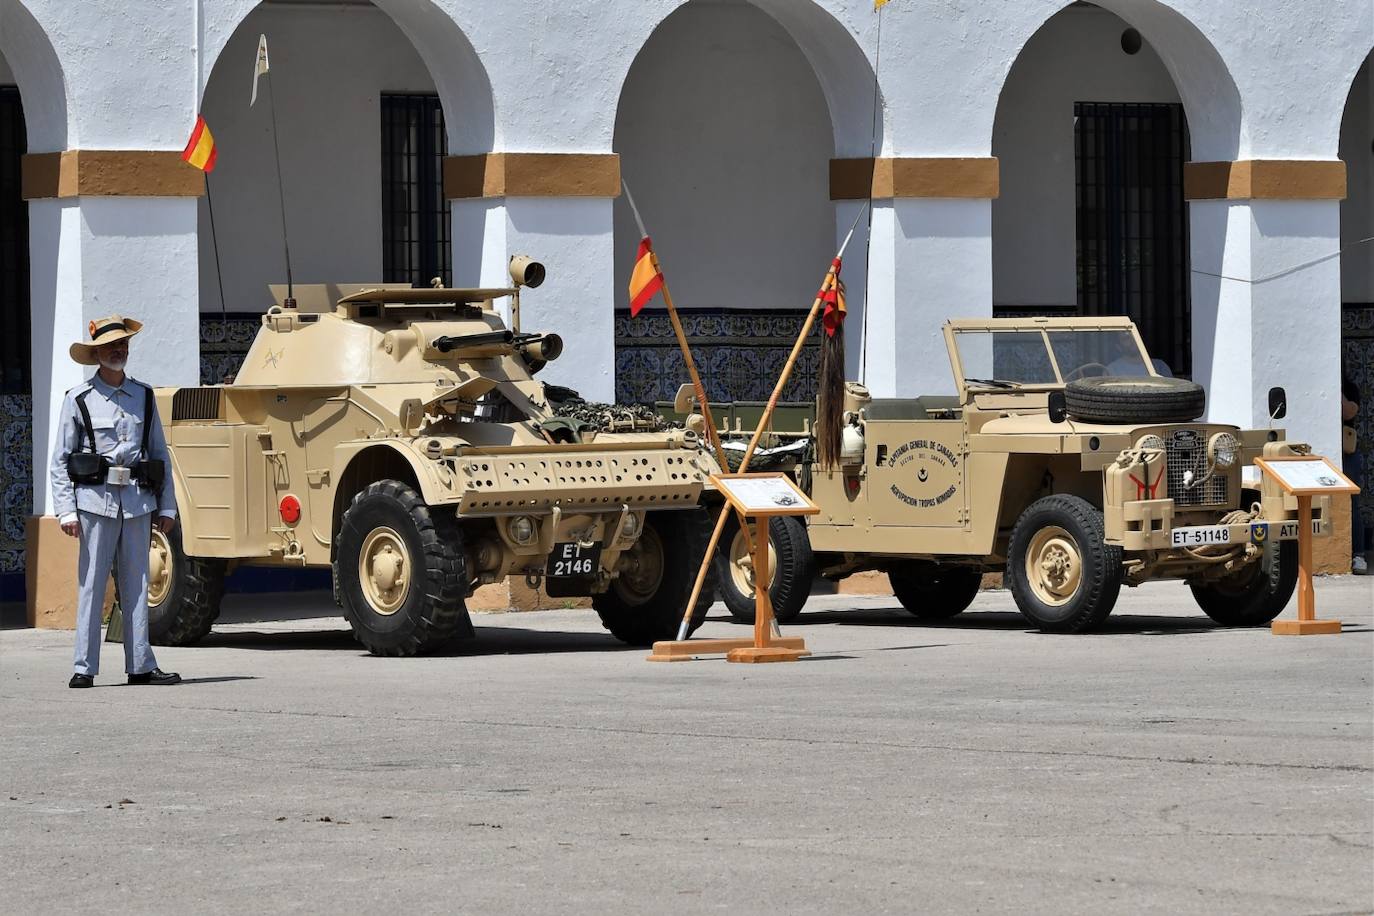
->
[1208,432,1239,470]
[509,515,537,546]
[1135,434,1165,452]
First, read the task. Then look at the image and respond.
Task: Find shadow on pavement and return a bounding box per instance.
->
[782,608,1228,636]
[201,625,639,657]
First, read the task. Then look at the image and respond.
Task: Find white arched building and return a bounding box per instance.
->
[1,0,1370,616]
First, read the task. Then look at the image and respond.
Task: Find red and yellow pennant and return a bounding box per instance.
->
[181,115,218,173]
[628,236,665,316]
[820,258,846,337]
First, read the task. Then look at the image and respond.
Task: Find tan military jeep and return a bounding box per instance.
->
[718,316,1330,633]
[146,262,719,655]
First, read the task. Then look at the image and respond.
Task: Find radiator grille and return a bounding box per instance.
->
[171,387,222,421]
[1166,428,1227,507]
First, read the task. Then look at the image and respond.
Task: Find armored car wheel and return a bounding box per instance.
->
[715,513,814,625]
[594,508,717,645]
[1007,495,1123,633]
[147,521,226,646]
[888,562,982,619]
[1190,540,1298,626]
[335,480,473,656]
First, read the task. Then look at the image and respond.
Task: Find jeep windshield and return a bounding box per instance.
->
[953,327,1153,388]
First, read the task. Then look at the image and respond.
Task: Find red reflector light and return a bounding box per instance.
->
[279,494,301,524]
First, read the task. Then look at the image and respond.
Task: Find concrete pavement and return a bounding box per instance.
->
[2,578,1371,914]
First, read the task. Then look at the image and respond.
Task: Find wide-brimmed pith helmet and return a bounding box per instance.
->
[70,315,142,366]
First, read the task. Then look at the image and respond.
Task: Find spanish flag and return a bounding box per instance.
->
[181,116,217,173]
[628,236,665,317]
[874,0,891,9]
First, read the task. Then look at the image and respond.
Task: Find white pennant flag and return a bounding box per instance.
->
[250,34,270,106]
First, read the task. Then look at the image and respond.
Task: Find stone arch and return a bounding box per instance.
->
[995,0,1243,161]
[202,0,493,153]
[611,0,881,404]
[195,0,495,346]
[0,0,68,151]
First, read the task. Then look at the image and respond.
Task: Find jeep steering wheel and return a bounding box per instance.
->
[1064,362,1109,382]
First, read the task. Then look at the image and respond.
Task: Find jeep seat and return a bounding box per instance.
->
[863,396,961,421]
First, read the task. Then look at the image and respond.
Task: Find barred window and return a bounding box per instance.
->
[0,86,28,395]
[381,93,450,288]
[1075,101,1191,376]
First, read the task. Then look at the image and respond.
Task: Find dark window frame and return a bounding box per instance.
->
[0,85,29,395]
[1075,101,1191,376]
[381,93,450,288]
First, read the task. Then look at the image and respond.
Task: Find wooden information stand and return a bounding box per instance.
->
[647,473,818,663]
[1254,456,1360,636]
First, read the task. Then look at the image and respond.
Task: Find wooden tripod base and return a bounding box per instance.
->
[647,636,809,662]
[726,645,808,663]
[1272,618,1342,636]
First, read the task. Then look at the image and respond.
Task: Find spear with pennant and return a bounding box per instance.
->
[674,206,868,640]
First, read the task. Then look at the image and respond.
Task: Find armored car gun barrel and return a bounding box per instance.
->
[146,261,721,656]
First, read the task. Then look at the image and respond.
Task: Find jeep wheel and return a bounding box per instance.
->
[715,513,814,624]
[594,508,717,645]
[335,480,473,656]
[888,562,981,619]
[1065,376,1205,424]
[147,521,226,646]
[1007,495,1123,633]
[1190,540,1298,626]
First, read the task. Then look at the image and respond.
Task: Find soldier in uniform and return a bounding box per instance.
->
[50,315,182,687]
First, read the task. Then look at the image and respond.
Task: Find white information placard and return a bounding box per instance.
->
[1257,457,1357,495]
[712,474,818,516]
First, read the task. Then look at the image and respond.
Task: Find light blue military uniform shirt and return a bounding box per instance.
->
[49,374,178,523]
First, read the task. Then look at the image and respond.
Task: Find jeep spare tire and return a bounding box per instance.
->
[1064,376,1205,424]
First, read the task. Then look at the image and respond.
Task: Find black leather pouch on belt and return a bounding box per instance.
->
[134,459,165,490]
[67,452,110,485]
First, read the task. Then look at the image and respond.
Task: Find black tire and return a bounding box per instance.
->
[1065,376,1205,424]
[593,508,717,645]
[714,513,814,624]
[147,521,226,647]
[1007,495,1123,633]
[888,562,982,619]
[1190,540,1298,626]
[335,480,472,656]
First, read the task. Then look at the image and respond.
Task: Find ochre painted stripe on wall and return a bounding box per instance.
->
[444,153,621,199]
[830,157,1000,200]
[22,150,205,199]
[1184,160,1347,201]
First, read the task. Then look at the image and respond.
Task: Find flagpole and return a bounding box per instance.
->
[263,68,294,302]
[674,206,868,640]
[621,182,734,474]
[202,171,231,379]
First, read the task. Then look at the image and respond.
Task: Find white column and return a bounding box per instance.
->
[29,197,200,516]
[1191,199,1343,460]
[862,198,993,398]
[453,196,616,403]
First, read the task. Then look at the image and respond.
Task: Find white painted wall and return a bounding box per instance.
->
[197,4,436,314]
[1341,56,1372,304]
[613,0,834,313]
[992,5,1182,308]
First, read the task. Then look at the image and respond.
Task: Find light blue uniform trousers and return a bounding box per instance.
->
[73,510,158,676]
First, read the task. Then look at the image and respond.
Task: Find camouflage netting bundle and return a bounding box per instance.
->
[551,401,672,433]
